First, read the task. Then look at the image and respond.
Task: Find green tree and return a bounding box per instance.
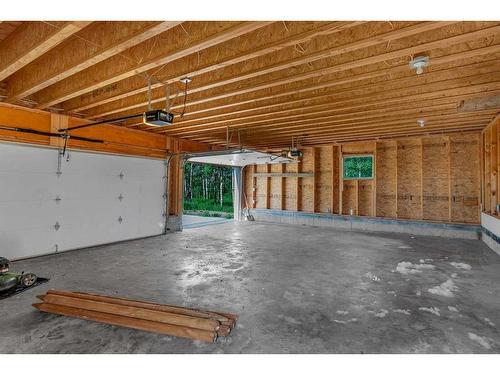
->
[343,156,373,179]
[183,162,233,215]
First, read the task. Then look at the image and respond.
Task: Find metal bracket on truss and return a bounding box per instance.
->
[56,151,63,177]
[56,132,71,177]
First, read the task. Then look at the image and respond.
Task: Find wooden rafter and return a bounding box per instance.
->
[63,21,363,114]
[88,21,461,119]
[1,21,499,149]
[118,43,500,130]
[0,21,92,82]
[91,24,500,126]
[5,21,183,103]
[34,22,273,109]
[183,110,495,143]
[158,60,500,136]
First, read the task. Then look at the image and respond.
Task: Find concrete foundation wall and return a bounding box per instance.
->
[481,213,500,256]
[250,209,481,239]
[166,215,183,232]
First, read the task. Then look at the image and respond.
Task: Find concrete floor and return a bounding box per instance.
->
[182,214,232,229]
[1,221,499,353]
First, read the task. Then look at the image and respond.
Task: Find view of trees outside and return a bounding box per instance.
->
[343,156,373,179]
[183,162,233,217]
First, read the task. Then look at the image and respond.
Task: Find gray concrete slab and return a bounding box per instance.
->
[1,221,499,353]
[182,214,232,229]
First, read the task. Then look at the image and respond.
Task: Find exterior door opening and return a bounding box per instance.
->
[183,162,234,224]
[182,150,293,228]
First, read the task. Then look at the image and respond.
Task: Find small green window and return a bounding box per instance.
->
[343,155,373,179]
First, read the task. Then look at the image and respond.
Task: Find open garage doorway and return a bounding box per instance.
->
[182,149,293,229]
[183,162,234,228]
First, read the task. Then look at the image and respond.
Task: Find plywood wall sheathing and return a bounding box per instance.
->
[450,134,481,223]
[484,130,492,211]
[255,164,267,209]
[422,136,450,221]
[358,180,374,216]
[284,162,298,211]
[316,146,333,213]
[270,163,282,210]
[480,117,500,218]
[331,146,340,214]
[376,141,397,218]
[490,121,498,213]
[342,180,358,215]
[300,147,314,212]
[397,139,423,219]
[246,132,481,224]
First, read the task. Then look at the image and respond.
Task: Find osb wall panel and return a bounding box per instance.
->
[255,164,268,209]
[481,117,500,218]
[284,162,298,211]
[422,136,450,221]
[270,163,282,210]
[244,132,481,224]
[342,142,374,155]
[332,146,340,214]
[397,139,422,220]
[358,180,374,216]
[342,180,358,215]
[316,146,333,213]
[300,147,314,212]
[450,134,480,223]
[376,141,397,218]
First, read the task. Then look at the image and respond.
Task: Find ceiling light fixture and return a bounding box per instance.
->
[409,55,430,75]
[417,119,426,127]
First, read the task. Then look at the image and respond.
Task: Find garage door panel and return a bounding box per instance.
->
[63,151,164,180]
[56,220,130,250]
[0,200,60,231]
[0,142,165,259]
[58,173,123,200]
[0,171,58,202]
[0,144,58,173]
[0,226,57,259]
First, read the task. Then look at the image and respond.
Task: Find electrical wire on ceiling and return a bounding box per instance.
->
[179,77,192,118]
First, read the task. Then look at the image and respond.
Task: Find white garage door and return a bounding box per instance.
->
[0,142,166,260]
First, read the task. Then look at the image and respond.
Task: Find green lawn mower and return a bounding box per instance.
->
[0,257,37,292]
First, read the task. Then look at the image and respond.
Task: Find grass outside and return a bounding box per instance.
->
[184,194,233,218]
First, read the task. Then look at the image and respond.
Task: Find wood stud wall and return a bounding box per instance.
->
[245,132,481,224]
[481,116,500,217]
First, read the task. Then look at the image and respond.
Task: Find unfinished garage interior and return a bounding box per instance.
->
[1,19,500,354]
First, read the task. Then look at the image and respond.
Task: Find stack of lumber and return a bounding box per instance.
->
[33,290,237,342]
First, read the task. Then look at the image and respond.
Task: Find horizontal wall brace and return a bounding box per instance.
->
[253,172,314,177]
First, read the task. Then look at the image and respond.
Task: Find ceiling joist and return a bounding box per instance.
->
[0,21,91,82]
[5,21,183,103]
[0,21,499,149]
